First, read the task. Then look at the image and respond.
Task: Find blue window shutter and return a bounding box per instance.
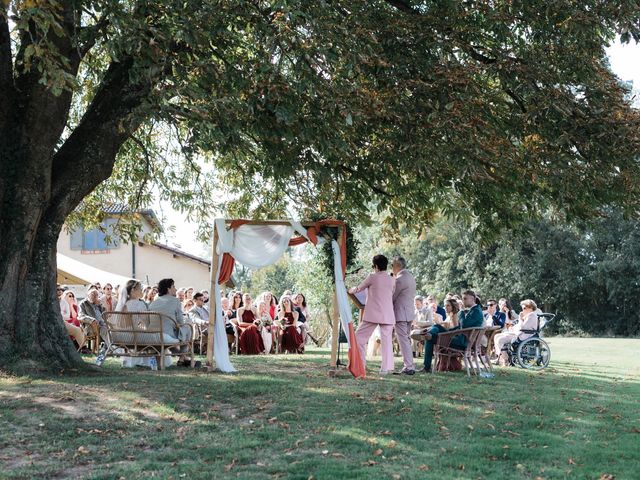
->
[70,229,83,250]
[83,229,98,250]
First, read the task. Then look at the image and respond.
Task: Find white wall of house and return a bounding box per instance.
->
[57,218,211,290]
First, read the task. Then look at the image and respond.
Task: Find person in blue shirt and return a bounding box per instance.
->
[419,290,484,372]
[486,299,506,328]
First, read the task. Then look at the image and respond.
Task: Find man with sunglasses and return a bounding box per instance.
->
[486,299,506,328]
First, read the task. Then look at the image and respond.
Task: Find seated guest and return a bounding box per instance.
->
[185,287,194,301]
[410,296,433,356]
[494,299,540,365]
[256,300,274,354]
[64,290,80,328]
[149,278,194,366]
[142,286,151,303]
[236,293,264,354]
[267,292,277,319]
[292,293,309,342]
[419,290,482,373]
[176,288,186,303]
[101,283,115,312]
[257,291,277,320]
[189,293,209,325]
[114,280,155,368]
[485,299,506,328]
[499,298,518,326]
[426,295,446,323]
[227,291,243,324]
[144,285,158,304]
[201,290,210,306]
[278,296,304,354]
[440,298,460,330]
[58,285,85,347]
[183,298,195,313]
[78,288,104,350]
[220,297,236,336]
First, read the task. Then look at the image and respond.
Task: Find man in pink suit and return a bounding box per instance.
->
[349,255,396,375]
[391,256,417,375]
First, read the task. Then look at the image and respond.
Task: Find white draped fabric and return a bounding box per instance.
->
[211,219,351,373]
[216,220,294,268]
[212,244,237,372]
[211,219,313,372]
[331,240,354,347]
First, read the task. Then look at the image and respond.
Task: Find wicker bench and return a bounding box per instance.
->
[103,311,195,370]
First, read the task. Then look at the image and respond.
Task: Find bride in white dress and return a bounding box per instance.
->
[117,280,172,368]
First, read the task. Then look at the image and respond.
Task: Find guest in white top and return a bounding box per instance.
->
[116,280,153,368]
[494,299,540,365]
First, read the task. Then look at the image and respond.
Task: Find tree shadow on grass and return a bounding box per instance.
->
[1,351,639,480]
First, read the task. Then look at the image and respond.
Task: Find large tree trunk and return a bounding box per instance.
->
[0,217,82,369]
[0,48,154,370]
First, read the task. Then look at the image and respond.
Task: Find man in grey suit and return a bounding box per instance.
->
[392,256,416,375]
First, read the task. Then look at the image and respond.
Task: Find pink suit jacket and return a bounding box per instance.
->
[392,269,416,323]
[353,271,395,325]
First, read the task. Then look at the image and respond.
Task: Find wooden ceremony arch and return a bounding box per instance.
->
[205,219,347,374]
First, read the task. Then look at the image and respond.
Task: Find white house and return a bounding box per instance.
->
[56,205,212,290]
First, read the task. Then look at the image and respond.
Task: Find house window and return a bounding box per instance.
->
[70,220,119,251]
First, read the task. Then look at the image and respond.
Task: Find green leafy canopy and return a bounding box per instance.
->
[4,0,640,240]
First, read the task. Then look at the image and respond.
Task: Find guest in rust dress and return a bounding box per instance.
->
[237,293,264,355]
[278,296,304,354]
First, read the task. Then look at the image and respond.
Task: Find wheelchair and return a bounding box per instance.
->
[505,313,555,370]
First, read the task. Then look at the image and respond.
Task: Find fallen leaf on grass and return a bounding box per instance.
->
[77,446,90,455]
[321,450,329,455]
[568,458,576,465]
[331,453,345,458]
[224,459,237,472]
[392,475,401,479]
[361,460,377,466]
[599,475,614,480]
[373,449,383,456]
[388,440,397,448]
[268,417,278,424]
[418,465,429,471]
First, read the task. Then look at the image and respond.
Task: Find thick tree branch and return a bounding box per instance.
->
[13,1,85,166]
[384,0,420,15]
[505,88,527,113]
[48,57,164,223]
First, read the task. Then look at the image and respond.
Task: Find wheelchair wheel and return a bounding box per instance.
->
[516,337,550,370]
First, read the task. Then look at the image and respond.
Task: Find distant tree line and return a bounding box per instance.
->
[355,210,640,337]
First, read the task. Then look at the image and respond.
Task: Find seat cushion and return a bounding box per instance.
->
[110,332,180,345]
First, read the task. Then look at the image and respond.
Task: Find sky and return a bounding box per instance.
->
[158,40,640,258]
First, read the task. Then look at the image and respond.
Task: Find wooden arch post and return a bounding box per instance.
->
[206,223,218,371]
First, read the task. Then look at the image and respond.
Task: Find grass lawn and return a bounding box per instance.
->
[1,337,639,479]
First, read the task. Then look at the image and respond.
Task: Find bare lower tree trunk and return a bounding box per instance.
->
[0,212,82,369]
